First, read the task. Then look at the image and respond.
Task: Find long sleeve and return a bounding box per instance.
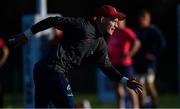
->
[96,38,124,82]
[31,16,74,34]
[150,25,167,55]
[153,25,166,51]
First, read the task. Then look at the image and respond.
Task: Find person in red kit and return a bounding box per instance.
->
[0,37,9,108]
[108,19,141,108]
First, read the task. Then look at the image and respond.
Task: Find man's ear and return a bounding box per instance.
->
[100,16,105,23]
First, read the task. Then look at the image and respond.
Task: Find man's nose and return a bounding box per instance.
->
[115,22,118,28]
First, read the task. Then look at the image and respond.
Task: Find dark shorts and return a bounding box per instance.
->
[113,65,136,80]
[134,60,157,74]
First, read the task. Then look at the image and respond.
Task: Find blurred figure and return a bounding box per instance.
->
[0,37,9,108]
[108,19,141,108]
[133,9,166,108]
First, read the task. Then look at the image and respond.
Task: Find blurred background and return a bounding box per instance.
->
[0,0,179,108]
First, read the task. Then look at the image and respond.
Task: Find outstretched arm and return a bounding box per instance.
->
[99,62,142,94]
[8,16,68,46]
[97,38,143,94]
[129,39,141,57]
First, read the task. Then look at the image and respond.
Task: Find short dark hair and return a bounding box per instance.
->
[137,9,151,18]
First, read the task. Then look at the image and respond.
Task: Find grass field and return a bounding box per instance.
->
[74,93,180,108]
[3,93,180,108]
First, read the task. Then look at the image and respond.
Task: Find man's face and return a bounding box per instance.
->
[101,17,118,36]
[139,13,151,28]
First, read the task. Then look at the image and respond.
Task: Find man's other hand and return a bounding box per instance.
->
[8,33,28,47]
[127,79,143,95]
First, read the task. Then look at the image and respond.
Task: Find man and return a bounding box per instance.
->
[108,19,141,108]
[133,9,166,108]
[8,5,142,108]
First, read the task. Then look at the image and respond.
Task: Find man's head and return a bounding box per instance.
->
[95,5,126,36]
[137,10,151,28]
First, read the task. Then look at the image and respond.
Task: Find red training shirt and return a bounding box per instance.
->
[108,27,137,66]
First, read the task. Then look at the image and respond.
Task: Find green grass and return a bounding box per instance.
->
[3,93,180,108]
[74,93,180,108]
[4,94,23,108]
[74,94,116,108]
[158,94,180,108]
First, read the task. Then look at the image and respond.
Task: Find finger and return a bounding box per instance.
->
[135,82,143,87]
[137,87,143,93]
[130,79,136,81]
[136,84,143,90]
[132,82,143,90]
[135,89,138,94]
[131,81,142,87]
[135,88,139,94]
[137,85,143,92]
[137,83,143,88]
[135,87,143,95]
